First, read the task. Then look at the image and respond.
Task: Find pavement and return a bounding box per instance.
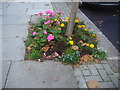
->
[1,0,119,89]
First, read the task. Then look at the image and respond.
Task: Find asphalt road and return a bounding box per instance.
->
[79,3,119,51]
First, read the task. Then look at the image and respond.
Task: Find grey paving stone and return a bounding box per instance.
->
[107,59,118,73]
[2,37,26,61]
[98,70,111,81]
[2,61,11,88]
[95,64,104,70]
[2,2,10,9]
[99,82,115,88]
[2,15,30,25]
[7,2,33,10]
[85,76,103,82]
[74,68,83,77]
[87,65,99,75]
[102,64,114,75]
[2,25,28,38]
[82,70,91,76]
[80,65,88,71]
[29,15,41,25]
[109,75,118,88]
[5,61,78,88]
[3,8,27,16]
[76,77,87,88]
[32,2,53,9]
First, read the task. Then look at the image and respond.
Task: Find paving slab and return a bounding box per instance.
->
[76,77,87,88]
[102,64,114,75]
[87,65,99,75]
[2,61,11,88]
[85,75,103,82]
[2,25,28,38]
[82,70,91,76]
[95,64,104,70]
[2,37,26,61]
[98,70,111,82]
[5,61,78,88]
[109,75,118,88]
[99,82,115,88]
[7,2,33,9]
[32,2,53,9]
[2,15,30,25]
[74,68,83,77]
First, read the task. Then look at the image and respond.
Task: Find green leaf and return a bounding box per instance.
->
[49,29,61,34]
[40,43,45,46]
[40,37,47,42]
[39,33,43,37]
[42,24,47,29]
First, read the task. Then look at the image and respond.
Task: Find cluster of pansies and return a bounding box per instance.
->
[25,10,106,65]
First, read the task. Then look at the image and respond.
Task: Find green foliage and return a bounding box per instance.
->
[26,50,42,60]
[60,51,81,64]
[92,49,107,60]
[25,10,106,64]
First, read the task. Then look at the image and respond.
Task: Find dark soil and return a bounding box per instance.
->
[46,41,67,56]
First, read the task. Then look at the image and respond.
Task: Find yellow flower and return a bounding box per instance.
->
[82,25,86,28]
[92,34,96,37]
[78,25,82,28]
[90,44,94,48]
[56,14,60,17]
[69,37,72,40]
[69,41,74,45]
[60,23,65,27]
[66,17,70,20]
[86,44,90,46]
[84,28,88,31]
[54,19,57,21]
[75,19,79,23]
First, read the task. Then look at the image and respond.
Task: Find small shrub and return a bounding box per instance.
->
[92,49,107,60]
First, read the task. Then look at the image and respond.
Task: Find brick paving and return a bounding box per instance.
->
[73,63,118,88]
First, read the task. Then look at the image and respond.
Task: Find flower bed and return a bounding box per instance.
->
[25,10,107,65]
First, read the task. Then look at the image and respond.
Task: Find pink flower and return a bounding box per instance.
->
[50,20,54,23]
[51,12,55,16]
[38,12,43,16]
[45,10,53,14]
[45,10,55,16]
[56,11,62,14]
[44,20,50,25]
[32,31,38,35]
[47,34,54,41]
[43,30,48,35]
[44,22,48,25]
[48,24,52,27]
[45,15,51,19]
[57,21,60,25]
